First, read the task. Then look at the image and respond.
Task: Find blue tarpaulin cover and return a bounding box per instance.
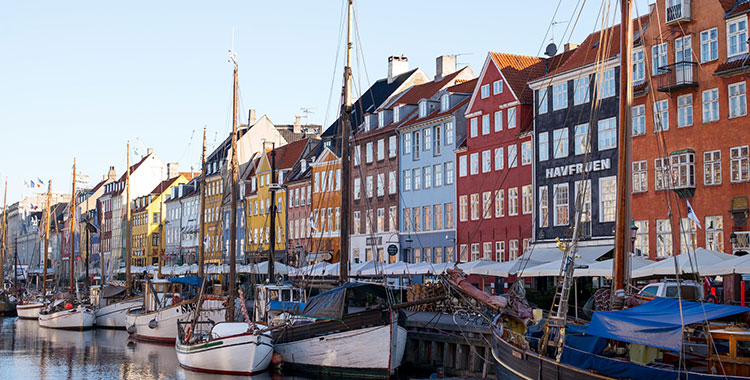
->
[587,297,749,351]
[168,276,202,287]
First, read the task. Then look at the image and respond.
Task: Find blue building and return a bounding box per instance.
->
[396,70,476,263]
[222,199,246,264]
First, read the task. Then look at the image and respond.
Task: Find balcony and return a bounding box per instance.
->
[732,231,750,255]
[666,0,690,25]
[656,62,698,93]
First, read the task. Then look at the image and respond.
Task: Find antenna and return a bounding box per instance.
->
[550,19,569,44]
[300,107,315,123]
[228,28,238,69]
[449,52,473,68]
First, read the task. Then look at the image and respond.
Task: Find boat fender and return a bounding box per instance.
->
[173,294,182,304]
[148,319,159,329]
[65,303,73,310]
[126,324,136,334]
[271,353,283,367]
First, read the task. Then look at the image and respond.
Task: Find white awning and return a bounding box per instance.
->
[632,248,735,278]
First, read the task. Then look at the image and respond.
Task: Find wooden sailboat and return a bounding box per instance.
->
[271,1,407,377]
[0,178,18,317]
[17,180,50,320]
[39,158,96,330]
[176,46,274,376]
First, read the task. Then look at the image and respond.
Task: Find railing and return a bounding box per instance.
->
[656,61,698,92]
[666,1,690,24]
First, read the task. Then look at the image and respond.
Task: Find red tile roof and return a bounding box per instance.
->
[721,0,739,13]
[387,68,466,107]
[489,53,549,104]
[714,55,750,75]
[399,97,471,129]
[149,176,182,195]
[446,78,478,93]
[272,138,310,170]
[729,1,750,17]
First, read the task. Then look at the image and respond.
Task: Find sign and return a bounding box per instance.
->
[545,158,611,179]
[366,236,383,246]
[387,244,398,256]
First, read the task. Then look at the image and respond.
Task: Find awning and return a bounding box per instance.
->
[573,256,653,277]
[631,248,735,278]
[701,254,750,276]
[587,297,749,351]
[513,245,613,277]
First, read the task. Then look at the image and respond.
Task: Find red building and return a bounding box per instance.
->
[457,52,568,265]
[632,0,750,301]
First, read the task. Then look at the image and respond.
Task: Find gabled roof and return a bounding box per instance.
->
[721,0,739,13]
[399,92,473,130]
[89,178,108,194]
[384,69,465,108]
[489,53,551,104]
[445,78,477,94]
[113,153,155,195]
[149,176,182,195]
[274,138,311,171]
[726,0,750,17]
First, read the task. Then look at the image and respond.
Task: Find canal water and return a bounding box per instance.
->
[0,316,278,380]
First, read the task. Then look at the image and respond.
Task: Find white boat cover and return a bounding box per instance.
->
[632,248,735,278]
[702,254,750,276]
[211,322,251,339]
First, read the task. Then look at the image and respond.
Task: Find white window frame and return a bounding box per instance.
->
[599,176,617,223]
[702,88,719,123]
[573,76,590,105]
[553,83,568,110]
[538,132,549,161]
[729,81,747,118]
[727,16,748,58]
[700,28,718,63]
[481,84,490,99]
[553,183,569,226]
[704,150,721,186]
[493,80,503,95]
[677,94,693,128]
[654,99,669,132]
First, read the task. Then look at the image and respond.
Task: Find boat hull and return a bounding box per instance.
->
[38,306,95,330]
[125,299,225,343]
[95,297,143,328]
[176,323,274,375]
[16,302,44,320]
[275,320,407,377]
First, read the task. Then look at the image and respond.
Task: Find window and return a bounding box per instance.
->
[388,135,397,158]
[539,186,548,228]
[482,114,490,135]
[727,17,748,58]
[482,150,491,173]
[366,176,373,198]
[378,111,385,128]
[394,106,400,123]
[706,216,724,252]
[538,88,548,114]
[404,208,411,231]
[365,210,372,233]
[680,218,698,253]
[599,176,617,222]
[434,204,443,230]
[731,145,750,182]
[597,117,617,151]
[652,43,668,73]
[403,170,411,191]
[313,172,319,193]
[354,177,361,199]
[470,153,479,175]
[434,247,443,264]
[703,89,719,122]
[633,49,645,84]
[388,171,396,194]
[654,99,669,132]
[419,101,428,118]
[377,139,385,160]
[458,155,467,177]
[377,208,385,232]
[553,83,568,110]
[434,164,443,187]
[508,144,517,168]
[573,76,590,105]
[495,241,506,262]
[634,220,648,256]
[413,207,421,231]
[413,168,421,190]
[494,147,504,170]
[470,118,478,138]
[446,162,454,184]
[553,128,568,158]
[495,189,505,217]
[434,126,441,155]
[508,187,518,216]
[675,35,692,64]
[535,132,549,164]
[459,244,468,262]
[471,243,480,261]
[729,82,747,118]
[377,173,385,196]
[424,128,432,151]
[507,108,517,129]
[554,183,569,226]
[446,122,454,145]
[671,152,696,188]
[522,185,532,215]
[470,193,480,220]
[482,191,492,219]
[600,68,616,98]
[445,203,454,228]
[481,84,490,99]
[335,168,341,190]
[404,133,411,154]
[354,145,361,166]
[700,28,718,63]
[424,166,432,189]
[494,111,503,131]
[440,94,450,111]
[704,150,721,185]
[574,124,590,155]
[493,80,503,95]
[365,142,373,163]
[509,240,519,260]
[389,206,397,231]
[575,179,592,226]
[521,141,532,165]
[677,94,693,127]
[413,131,421,159]
[633,160,648,193]
[655,157,671,191]
[482,242,492,260]
[656,219,673,257]
[632,105,645,136]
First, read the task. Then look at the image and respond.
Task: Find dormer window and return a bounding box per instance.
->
[441,94,450,112]
[378,111,384,127]
[301,159,307,172]
[364,115,371,132]
[394,106,400,123]
[419,101,428,118]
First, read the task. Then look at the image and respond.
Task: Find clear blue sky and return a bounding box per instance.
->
[0,0,651,203]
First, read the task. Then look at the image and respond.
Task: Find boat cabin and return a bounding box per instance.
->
[144,279,183,312]
[254,283,306,324]
[708,327,750,377]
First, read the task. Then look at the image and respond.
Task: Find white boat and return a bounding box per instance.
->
[125,279,225,343]
[38,300,95,330]
[16,301,44,320]
[90,285,143,328]
[176,322,273,375]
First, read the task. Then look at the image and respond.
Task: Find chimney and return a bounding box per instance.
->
[167,162,179,179]
[293,114,302,133]
[388,55,409,84]
[564,43,578,52]
[435,55,457,81]
[107,166,117,181]
[248,109,256,126]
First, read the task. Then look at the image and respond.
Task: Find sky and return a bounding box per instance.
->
[0,0,652,203]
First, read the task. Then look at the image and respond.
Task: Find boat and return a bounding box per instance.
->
[125,278,225,343]
[38,298,95,330]
[91,284,143,328]
[16,300,44,319]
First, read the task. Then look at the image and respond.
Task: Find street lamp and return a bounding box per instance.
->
[730,232,738,251]
[630,220,639,255]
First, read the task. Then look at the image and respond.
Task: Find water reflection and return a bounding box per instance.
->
[0,317,273,380]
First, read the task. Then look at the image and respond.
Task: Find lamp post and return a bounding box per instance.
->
[630,220,639,255]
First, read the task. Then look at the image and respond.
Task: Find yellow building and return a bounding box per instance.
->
[246,139,311,262]
[129,174,193,267]
[204,165,224,265]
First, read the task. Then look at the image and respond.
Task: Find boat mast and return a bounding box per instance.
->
[125,143,132,297]
[614,0,634,294]
[43,181,51,298]
[338,0,353,283]
[227,48,239,322]
[199,127,206,279]
[268,147,276,280]
[1,178,6,289]
[69,158,77,295]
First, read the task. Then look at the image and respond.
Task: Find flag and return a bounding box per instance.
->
[30,180,36,188]
[309,214,318,233]
[37,178,45,186]
[686,199,702,229]
[24,180,30,188]
[203,236,209,249]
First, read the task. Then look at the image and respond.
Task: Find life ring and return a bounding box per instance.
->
[184,325,193,342]
[173,294,182,305]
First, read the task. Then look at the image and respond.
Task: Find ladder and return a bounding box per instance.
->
[538,238,579,360]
